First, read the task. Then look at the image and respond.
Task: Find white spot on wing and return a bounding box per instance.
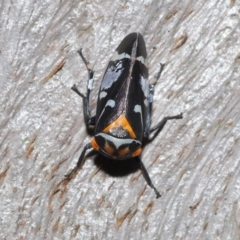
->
[134,105,143,126]
[100,62,123,90]
[136,56,146,65]
[144,99,149,107]
[140,75,149,98]
[106,99,115,108]
[99,91,107,99]
[134,105,142,113]
[111,51,131,61]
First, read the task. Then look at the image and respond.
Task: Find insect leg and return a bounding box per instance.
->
[72,49,95,127]
[137,157,161,198]
[65,143,93,179]
[144,64,165,137]
[151,63,165,85]
[149,113,183,134]
[145,63,182,137]
[149,64,165,114]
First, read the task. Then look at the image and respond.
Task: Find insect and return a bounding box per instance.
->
[65,32,182,198]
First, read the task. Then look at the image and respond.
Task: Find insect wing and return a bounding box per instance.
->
[95,33,149,141]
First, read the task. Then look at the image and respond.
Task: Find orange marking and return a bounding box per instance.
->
[103,115,136,139]
[91,138,99,151]
[118,147,130,157]
[104,142,115,155]
[132,148,142,157]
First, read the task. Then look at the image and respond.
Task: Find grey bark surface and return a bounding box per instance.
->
[0,0,240,239]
